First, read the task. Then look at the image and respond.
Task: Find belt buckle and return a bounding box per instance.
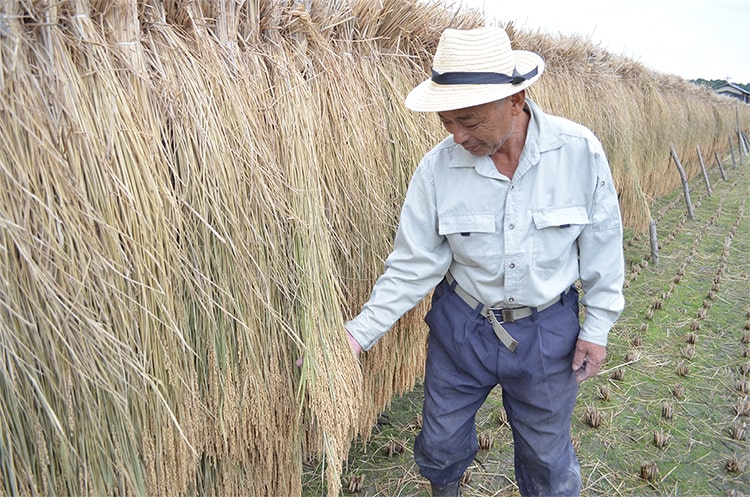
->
[489,308,515,323]
[501,308,515,323]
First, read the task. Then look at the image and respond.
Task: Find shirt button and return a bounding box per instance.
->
[508,224,515,230]
[509,263,516,269]
[508,297,515,303]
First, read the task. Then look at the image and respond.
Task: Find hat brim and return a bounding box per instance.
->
[404,50,545,112]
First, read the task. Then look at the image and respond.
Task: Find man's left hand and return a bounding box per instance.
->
[572,339,606,383]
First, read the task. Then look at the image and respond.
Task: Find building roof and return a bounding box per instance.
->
[716,83,750,95]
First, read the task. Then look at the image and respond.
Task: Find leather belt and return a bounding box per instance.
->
[444,272,563,352]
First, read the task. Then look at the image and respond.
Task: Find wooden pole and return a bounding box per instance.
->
[729,136,737,169]
[670,145,695,219]
[714,151,727,180]
[696,145,712,196]
[649,218,659,266]
[736,107,748,157]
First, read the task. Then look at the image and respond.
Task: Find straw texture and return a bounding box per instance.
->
[0,1,748,496]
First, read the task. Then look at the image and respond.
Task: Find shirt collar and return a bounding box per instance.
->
[512,99,567,178]
[524,99,567,154]
[442,98,567,175]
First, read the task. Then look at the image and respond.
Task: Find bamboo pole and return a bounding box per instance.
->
[714,151,727,180]
[670,145,695,219]
[736,107,747,157]
[649,218,659,266]
[696,145,712,196]
[737,106,741,154]
[729,136,737,169]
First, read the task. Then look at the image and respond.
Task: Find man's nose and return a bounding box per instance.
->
[452,125,469,144]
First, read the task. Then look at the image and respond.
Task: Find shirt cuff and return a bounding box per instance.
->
[578,313,613,347]
[344,318,380,352]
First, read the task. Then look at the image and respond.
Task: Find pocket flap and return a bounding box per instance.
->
[532,206,589,229]
[439,213,496,235]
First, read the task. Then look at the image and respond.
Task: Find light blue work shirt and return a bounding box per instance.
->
[346,99,625,351]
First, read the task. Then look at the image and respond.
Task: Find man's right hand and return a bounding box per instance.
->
[347,331,363,356]
[296,332,362,367]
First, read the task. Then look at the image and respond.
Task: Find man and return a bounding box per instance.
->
[345,26,625,497]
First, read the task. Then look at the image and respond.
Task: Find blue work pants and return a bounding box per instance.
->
[414,279,582,497]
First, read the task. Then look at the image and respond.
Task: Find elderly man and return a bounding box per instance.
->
[345,26,625,497]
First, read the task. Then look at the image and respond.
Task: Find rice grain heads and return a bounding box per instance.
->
[1,1,749,496]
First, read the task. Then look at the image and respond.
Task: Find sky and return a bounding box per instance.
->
[457,0,750,84]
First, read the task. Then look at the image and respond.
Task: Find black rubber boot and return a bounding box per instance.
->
[431,479,461,497]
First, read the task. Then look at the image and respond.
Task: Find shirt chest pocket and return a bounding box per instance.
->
[439,213,500,269]
[531,206,590,271]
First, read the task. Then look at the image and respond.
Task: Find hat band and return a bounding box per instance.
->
[431,66,538,86]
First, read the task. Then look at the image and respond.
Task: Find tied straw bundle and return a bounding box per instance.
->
[1,1,748,496]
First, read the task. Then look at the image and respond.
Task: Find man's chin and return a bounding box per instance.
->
[464,144,483,155]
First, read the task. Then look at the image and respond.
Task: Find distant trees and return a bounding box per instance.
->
[691,78,750,92]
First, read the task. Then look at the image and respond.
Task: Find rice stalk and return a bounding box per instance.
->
[1,1,749,496]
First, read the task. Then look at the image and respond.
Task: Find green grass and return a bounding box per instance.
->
[304,158,750,497]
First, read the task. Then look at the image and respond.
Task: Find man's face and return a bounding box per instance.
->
[437,96,517,156]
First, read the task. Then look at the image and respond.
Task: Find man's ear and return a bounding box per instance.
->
[510,90,526,112]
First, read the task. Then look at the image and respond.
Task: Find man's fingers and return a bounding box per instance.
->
[572,345,587,370]
[574,363,589,383]
[574,358,603,383]
[297,332,362,368]
[347,331,363,356]
[574,361,592,383]
[572,340,607,383]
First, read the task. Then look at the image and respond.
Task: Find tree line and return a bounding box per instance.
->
[691,78,750,92]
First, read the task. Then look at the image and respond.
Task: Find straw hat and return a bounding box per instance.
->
[405,26,545,112]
